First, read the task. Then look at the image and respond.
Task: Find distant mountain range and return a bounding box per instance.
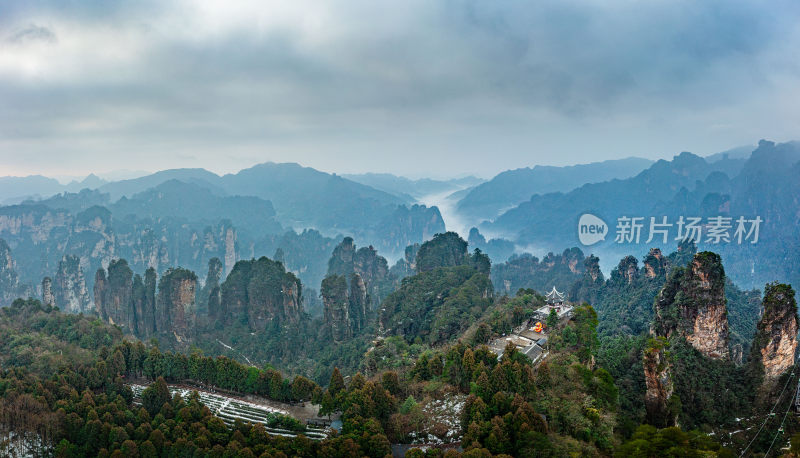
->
[342,173,484,200]
[455,157,655,222]
[0,173,107,205]
[0,162,446,298]
[1,141,796,295]
[483,140,800,289]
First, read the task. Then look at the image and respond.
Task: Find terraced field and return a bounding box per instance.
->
[129,384,328,440]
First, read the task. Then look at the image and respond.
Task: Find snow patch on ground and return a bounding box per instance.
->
[408,394,467,445]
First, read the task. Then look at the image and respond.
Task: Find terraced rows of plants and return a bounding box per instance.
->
[129,384,328,440]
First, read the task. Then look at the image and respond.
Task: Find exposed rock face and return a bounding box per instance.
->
[197,257,223,316]
[131,274,148,337]
[322,274,351,342]
[328,237,356,275]
[217,256,302,331]
[643,248,669,279]
[752,283,798,380]
[327,237,393,310]
[94,259,134,332]
[569,254,605,305]
[643,339,676,427]
[321,271,373,340]
[615,256,639,284]
[93,269,107,317]
[131,268,157,339]
[282,278,302,323]
[41,277,55,307]
[562,247,584,274]
[374,204,445,254]
[54,255,91,314]
[0,238,19,305]
[223,225,237,277]
[585,255,602,282]
[653,252,730,359]
[354,246,389,288]
[0,204,242,302]
[143,268,157,334]
[156,268,197,343]
[349,273,368,333]
[405,244,420,272]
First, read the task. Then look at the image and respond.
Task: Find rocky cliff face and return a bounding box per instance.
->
[643,248,669,279]
[653,252,730,359]
[321,271,372,341]
[94,259,134,332]
[131,268,157,339]
[643,338,676,427]
[615,255,640,284]
[585,255,602,282]
[198,257,223,316]
[492,247,585,296]
[217,256,303,332]
[0,238,19,305]
[373,204,445,255]
[223,225,237,277]
[328,237,356,275]
[0,204,242,299]
[156,268,197,343]
[54,255,91,314]
[322,274,351,342]
[568,255,604,305]
[327,237,393,310]
[41,277,55,307]
[348,273,368,333]
[751,283,798,381]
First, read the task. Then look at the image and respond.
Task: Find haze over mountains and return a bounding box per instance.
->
[2,139,800,456]
[1,139,798,296]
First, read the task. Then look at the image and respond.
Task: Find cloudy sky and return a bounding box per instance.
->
[1,0,799,179]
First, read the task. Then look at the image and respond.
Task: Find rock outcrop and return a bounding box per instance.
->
[320,271,378,341]
[614,255,640,284]
[0,238,19,305]
[328,237,356,276]
[348,273,368,333]
[643,248,669,279]
[131,268,157,339]
[197,257,223,316]
[41,277,55,307]
[643,338,677,427]
[322,274,351,342]
[492,247,585,296]
[751,283,798,381]
[156,268,197,343]
[216,256,303,332]
[569,255,604,305]
[54,255,91,314]
[327,237,393,310]
[653,252,730,359]
[585,255,603,282]
[94,259,134,332]
[415,232,469,273]
[0,203,243,301]
[374,204,445,254]
[223,224,237,277]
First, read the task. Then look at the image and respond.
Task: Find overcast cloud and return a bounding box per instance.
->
[0,0,799,178]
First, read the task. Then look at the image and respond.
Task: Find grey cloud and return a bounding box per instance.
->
[0,0,799,177]
[6,24,56,44]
